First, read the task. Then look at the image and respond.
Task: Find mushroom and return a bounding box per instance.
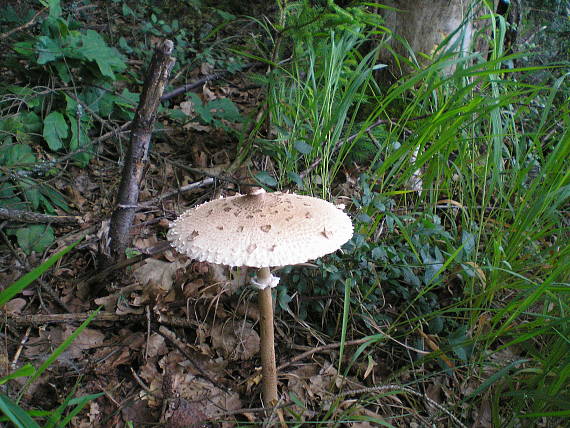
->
[167,188,353,408]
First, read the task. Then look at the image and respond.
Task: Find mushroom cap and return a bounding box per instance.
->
[167,191,353,268]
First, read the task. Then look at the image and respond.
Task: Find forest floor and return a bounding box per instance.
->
[1,21,390,428]
[3,2,567,428]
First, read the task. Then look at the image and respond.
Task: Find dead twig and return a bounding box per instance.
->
[107,39,176,264]
[340,385,467,428]
[10,327,31,370]
[161,70,229,101]
[160,62,259,101]
[0,207,82,225]
[0,7,47,40]
[138,177,215,208]
[157,325,232,394]
[277,338,370,371]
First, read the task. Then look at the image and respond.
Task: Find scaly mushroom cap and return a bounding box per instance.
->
[167,191,353,268]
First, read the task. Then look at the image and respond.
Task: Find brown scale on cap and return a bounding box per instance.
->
[167,189,353,268]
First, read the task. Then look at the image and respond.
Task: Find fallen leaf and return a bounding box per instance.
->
[211,320,260,361]
[147,333,167,358]
[3,298,27,314]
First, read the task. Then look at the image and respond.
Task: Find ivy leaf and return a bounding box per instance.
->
[79,30,126,79]
[287,171,304,188]
[208,98,241,122]
[13,225,55,255]
[255,171,278,187]
[293,140,313,155]
[43,112,68,150]
[17,177,41,210]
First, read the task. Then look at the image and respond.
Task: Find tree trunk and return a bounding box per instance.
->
[377,0,499,77]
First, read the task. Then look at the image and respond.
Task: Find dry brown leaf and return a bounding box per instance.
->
[183,121,211,132]
[179,100,195,117]
[133,258,188,294]
[200,62,214,75]
[64,326,105,358]
[202,83,216,101]
[2,298,26,314]
[472,396,492,428]
[146,333,167,358]
[211,319,260,361]
[464,261,486,283]
[308,362,339,399]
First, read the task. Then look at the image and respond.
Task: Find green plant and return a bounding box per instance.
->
[0,240,103,427]
[0,0,133,253]
[262,1,569,424]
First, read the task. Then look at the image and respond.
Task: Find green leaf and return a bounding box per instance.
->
[0,239,80,307]
[79,30,126,79]
[188,93,212,123]
[166,108,188,123]
[0,393,41,428]
[461,231,476,257]
[46,0,62,18]
[20,180,41,210]
[35,36,63,64]
[20,112,43,135]
[13,41,35,58]
[14,225,55,255]
[0,144,36,166]
[371,246,387,261]
[67,114,90,151]
[208,98,241,122]
[0,364,35,385]
[40,185,69,212]
[287,171,304,188]
[293,140,313,155]
[448,325,473,362]
[254,171,277,187]
[43,112,68,150]
[59,393,104,426]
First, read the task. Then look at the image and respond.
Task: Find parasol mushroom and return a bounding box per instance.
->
[167,188,353,408]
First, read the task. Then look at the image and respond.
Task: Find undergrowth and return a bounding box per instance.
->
[252,0,569,425]
[0,0,568,426]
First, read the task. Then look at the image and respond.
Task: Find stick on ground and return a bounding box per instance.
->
[107,40,176,265]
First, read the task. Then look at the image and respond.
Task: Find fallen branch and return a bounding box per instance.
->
[0,207,82,225]
[108,39,176,263]
[5,312,145,325]
[160,62,259,101]
[161,70,229,101]
[0,7,47,40]
[277,338,370,371]
[138,177,215,208]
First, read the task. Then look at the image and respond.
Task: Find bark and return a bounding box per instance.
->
[107,40,175,264]
[0,207,82,224]
[377,0,499,76]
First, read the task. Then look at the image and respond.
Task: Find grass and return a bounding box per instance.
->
[0,240,103,427]
[254,1,569,425]
[1,0,567,425]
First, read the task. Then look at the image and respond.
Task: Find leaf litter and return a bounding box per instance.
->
[0,16,489,428]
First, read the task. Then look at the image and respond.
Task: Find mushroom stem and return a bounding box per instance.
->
[257,266,278,407]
